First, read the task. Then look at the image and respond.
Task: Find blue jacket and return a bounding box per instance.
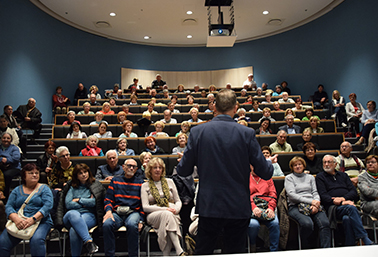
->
[176,114,273,219]
[278,124,301,134]
[0,144,21,170]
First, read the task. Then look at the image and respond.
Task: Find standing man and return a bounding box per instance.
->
[151,74,166,90]
[177,89,275,254]
[102,158,144,257]
[15,98,42,140]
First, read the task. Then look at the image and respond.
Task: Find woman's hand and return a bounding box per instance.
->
[266,208,275,219]
[310,205,318,214]
[10,214,24,230]
[45,167,52,173]
[72,198,80,202]
[311,200,320,209]
[51,154,58,163]
[252,207,262,218]
[22,217,36,229]
[1,158,7,163]
[167,208,176,214]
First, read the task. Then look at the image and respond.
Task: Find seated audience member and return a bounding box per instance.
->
[149,89,161,99]
[296,130,319,151]
[345,93,364,136]
[261,83,268,91]
[279,115,301,134]
[47,146,73,190]
[0,132,21,199]
[115,89,125,100]
[358,155,378,219]
[143,101,158,116]
[99,102,115,115]
[255,87,263,97]
[192,84,200,93]
[74,83,87,105]
[171,95,178,105]
[168,102,180,114]
[136,152,152,180]
[248,164,279,252]
[316,155,373,246]
[15,98,42,139]
[305,116,324,133]
[261,93,272,104]
[234,108,251,122]
[119,120,138,138]
[226,83,232,90]
[117,111,127,124]
[0,115,19,148]
[272,85,283,97]
[204,101,215,113]
[161,109,177,124]
[87,85,101,99]
[149,121,169,138]
[244,73,257,90]
[302,142,323,175]
[272,101,282,111]
[66,121,87,139]
[188,108,203,123]
[63,111,80,126]
[302,108,319,121]
[122,104,132,115]
[89,93,101,106]
[130,94,138,105]
[53,86,70,114]
[0,163,53,257]
[116,138,135,156]
[355,100,378,145]
[141,157,186,256]
[0,169,5,230]
[56,163,105,256]
[249,100,262,112]
[3,105,21,130]
[278,92,294,103]
[207,93,215,103]
[335,141,364,186]
[258,107,276,122]
[109,98,116,107]
[238,120,248,127]
[102,158,144,257]
[208,84,217,93]
[285,156,331,249]
[331,90,347,127]
[187,95,195,105]
[281,81,291,95]
[36,141,57,183]
[175,121,191,137]
[93,121,112,138]
[261,146,283,176]
[284,108,300,122]
[144,136,165,155]
[79,136,104,156]
[77,102,94,115]
[162,89,171,99]
[255,118,273,135]
[200,90,207,98]
[269,130,293,153]
[89,112,108,126]
[96,150,124,181]
[172,133,188,155]
[243,95,253,105]
[313,84,329,110]
[240,89,247,97]
[175,84,185,93]
[292,98,305,111]
[129,77,143,90]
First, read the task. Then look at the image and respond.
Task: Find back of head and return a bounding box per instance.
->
[215,89,236,114]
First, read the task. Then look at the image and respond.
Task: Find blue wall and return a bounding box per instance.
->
[1,0,377,123]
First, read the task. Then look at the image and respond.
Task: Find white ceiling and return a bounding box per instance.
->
[31,0,344,47]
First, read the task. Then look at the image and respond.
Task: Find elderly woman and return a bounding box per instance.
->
[53,86,70,114]
[355,100,378,145]
[172,133,188,155]
[109,98,117,107]
[175,121,191,137]
[79,136,104,157]
[144,136,165,155]
[66,121,87,139]
[188,108,203,123]
[89,111,108,126]
[149,121,169,137]
[187,95,195,105]
[301,108,319,121]
[141,158,186,256]
[136,152,152,180]
[358,155,378,218]
[48,146,73,191]
[248,165,279,252]
[285,156,331,248]
[296,130,319,151]
[36,141,57,184]
[302,142,323,175]
[77,102,94,115]
[122,104,133,115]
[56,163,106,256]
[255,118,272,135]
[117,111,127,124]
[249,100,262,112]
[62,111,80,125]
[119,120,138,138]
[331,90,347,127]
[208,84,217,93]
[345,93,364,136]
[99,102,115,115]
[255,87,263,97]
[0,132,21,199]
[0,163,53,256]
[272,101,282,111]
[115,138,135,156]
[306,117,324,133]
[87,85,101,99]
[175,84,185,93]
[272,85,283,97]
[258,107,276,123]
[261,93,272,104]
[234,108,251,122]
[93,121,112,138]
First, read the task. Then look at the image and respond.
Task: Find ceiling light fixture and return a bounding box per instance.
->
[187,35,193,38]
[187,11,193,15]
[144,36,150,40]
[263,10,269,15]
[110,12,116,16]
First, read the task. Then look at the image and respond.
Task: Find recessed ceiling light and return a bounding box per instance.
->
[187,35,192,39]
[110,12,116,17]
[263,10,269,15]
[186,11,193,15]
[144,36,150,40]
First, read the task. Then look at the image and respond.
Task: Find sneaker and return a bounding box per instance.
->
[85,241,99,254]
[331,114,336,119]
[341,122,348,128]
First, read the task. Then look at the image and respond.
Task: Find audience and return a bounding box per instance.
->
[161,109,177,124]
[188,108,203,123]
[313,84,329,110]
[261,146,283,176]
[53,86,70,114]
[74,83,87,105]
[66,121,87,139]
[345,93,364,136]
[296,130,319,151]
[95,150,124,181]
[335,141,364,186]
[149,121,169,138]
[255,118,273,135]
[175,121,191,137]
[89,112,107,126]
[172,133,188,155]
[99,102,115,115]
[117,111,127,124]
[77,102,94,115]
[119,120,138,138]
[144,136,165,155]
[358,155,378,219]
[331,90,347,127]
[305,116,324,133]
[302,142,323,175]
[258,107,276,122]
[115,138,135,156]
[278,115,301,134]
[355,100,378,145]
[79,136,104,156]
[269,130,293,153]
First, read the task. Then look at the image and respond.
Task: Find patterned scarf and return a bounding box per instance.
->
[148,177,170,207]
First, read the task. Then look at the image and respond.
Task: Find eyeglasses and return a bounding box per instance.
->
[366,161,377,165]
[126,164,137,169]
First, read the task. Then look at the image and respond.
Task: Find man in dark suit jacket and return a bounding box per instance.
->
[177,89,275,254]
[15,98,42,139]
[279,115,301,134]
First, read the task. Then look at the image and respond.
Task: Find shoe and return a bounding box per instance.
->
[179,251,188,256]
[355,138,364,145]
[331,114,336,119]
[85,241,99,255]
[341,122,348,128]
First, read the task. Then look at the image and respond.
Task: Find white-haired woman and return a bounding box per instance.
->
[79,135,104,157]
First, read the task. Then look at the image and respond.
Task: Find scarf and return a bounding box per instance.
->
[148,177,170,207]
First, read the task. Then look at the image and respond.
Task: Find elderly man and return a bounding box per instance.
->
[115,89,126,99]
[278,92,295,103]
[193,84,200,93]
[316,155,373,246]
[243,73,257,90]
[149,89,161,99]
[188,108,203,123]
[74,83,87,105]
[279,115,301,134]
[261,83,268,91]
[89,93,101,106]
[269,130,293,153]
[207,93,215,103]
[151,74,166,90]
[335,141,365,186]
[168,102,180,114]
[103,158,144,257]
[95,150,124,181]
[15,98,42,140]
[160,109,177,124]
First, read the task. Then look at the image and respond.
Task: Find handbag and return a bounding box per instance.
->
[251,195,276,221]
[298,203,324,216]
[6,184,42,240]
[116,206,134,216]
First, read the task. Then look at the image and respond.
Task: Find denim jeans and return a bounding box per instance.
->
[247,215,280,251]
[288,205,331,248]
[336,205,368,246]
[0,221,52,256]
[103,212,140,257]
[63,210,97,257]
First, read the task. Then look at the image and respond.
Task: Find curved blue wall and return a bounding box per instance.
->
[1,0,377,122]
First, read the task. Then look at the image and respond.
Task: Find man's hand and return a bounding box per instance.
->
[268,154,278,164]
[103,211,115,223]
[177,152,184,162]
[105,176,114,181]
[332,197,345,205]
[342,200,355,206]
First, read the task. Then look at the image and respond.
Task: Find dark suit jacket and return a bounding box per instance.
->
[176,114,273,219]
[278,124,301,134]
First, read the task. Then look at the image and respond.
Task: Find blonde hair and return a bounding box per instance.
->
[83,102,91,108]
[289,156,306,172]
[332,90,341,100]
[154,121,165,129]
[139,151,152,163]
[145,157,166,180]
[238,120,248,126]
[176,133,188,144]
[285,108,296,117]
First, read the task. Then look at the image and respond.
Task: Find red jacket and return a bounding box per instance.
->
[249,174,277,211]
[80,146,103,156]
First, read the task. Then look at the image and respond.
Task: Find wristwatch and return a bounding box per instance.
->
[32,216,37,222]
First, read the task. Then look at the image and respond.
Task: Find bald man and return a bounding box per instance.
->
[15,98,42,139]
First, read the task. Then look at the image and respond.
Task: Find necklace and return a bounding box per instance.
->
[251,176,261,184]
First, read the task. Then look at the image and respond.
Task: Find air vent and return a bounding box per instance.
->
[94,21,111,28]
[267,19,283,26]
[182,18,197,26]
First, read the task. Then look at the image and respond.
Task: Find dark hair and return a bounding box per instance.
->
[302,142,316,154]
[21,163,39,185]
[280,81,288,87]
[305,108,314,116]
[98,121,108,131]
[318,84,324,89]
[215,89,237,113]
[367,100,376,109]
[295,98,302,103]
[69,121,82,134]
[260,117,271,128]
[349,93,356,99]
[71,163,95,188]
[261,146,272,155]
[44,140,57,150]
[0,114,7,121]
[56,86,62,91]
[3,105,11,112]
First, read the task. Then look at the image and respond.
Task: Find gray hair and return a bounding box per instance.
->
[106,149,118,158]
[86,135,99,144]
[277,130,287,137]
[56,146,70,157]
[323,155,336,163]
[237,108,246,114]
[215,89,237,113]
[67,110,75,116]
[1,132,13,141]
[285,114,294,120]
